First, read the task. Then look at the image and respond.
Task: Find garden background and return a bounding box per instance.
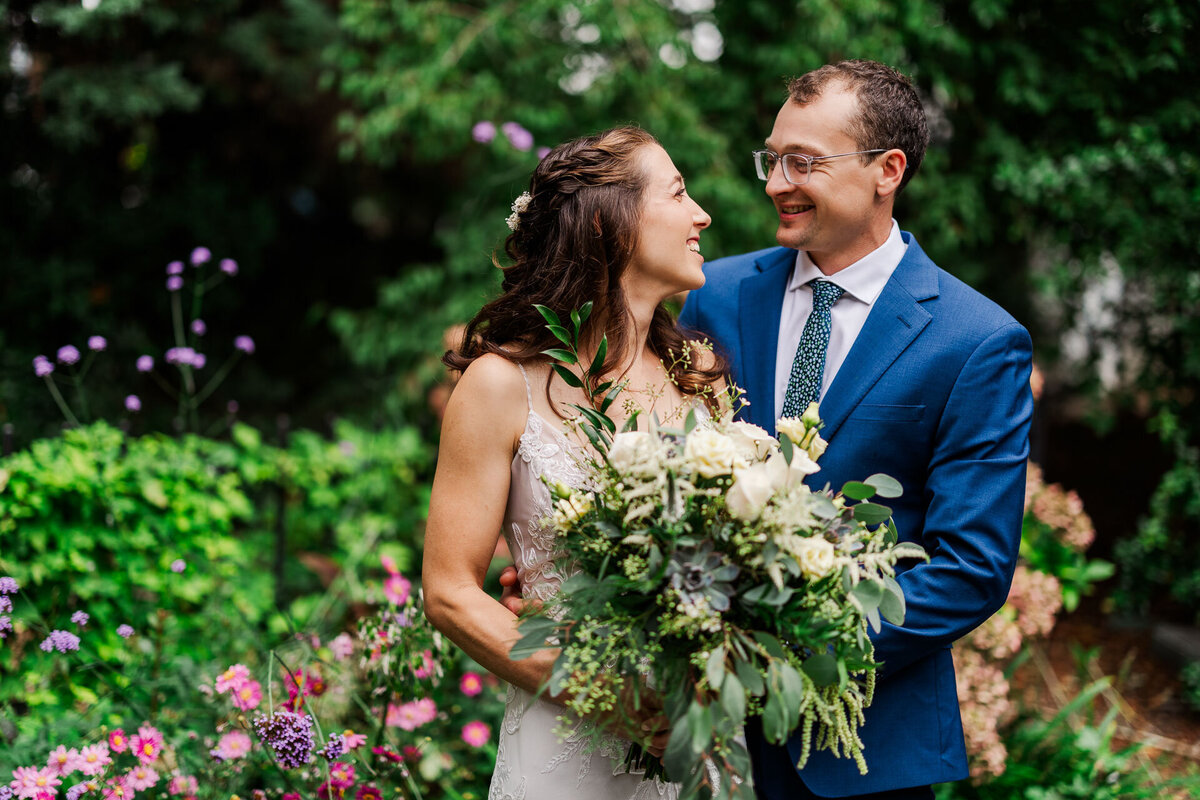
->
[1,0,1198,797]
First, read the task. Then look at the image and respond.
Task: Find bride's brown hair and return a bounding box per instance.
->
[444,126,725,408]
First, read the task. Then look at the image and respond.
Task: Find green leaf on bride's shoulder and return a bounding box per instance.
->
[620,410,641,432]
[852,501,893,527]
[533,304,561,326]
[551,363,584,388]
[802,653,838,687]
[577,301,593,325]
[589,335,608,374]
[706,645,726,688]
[865,473,903,498]
[684,407,698,434]
[579,405,616,434]
[879,574,906,626]
[602,382,625,416]
[545,323,572,347]
[841,481,876,501]
[779,432,794,465]
[541,347,577,364]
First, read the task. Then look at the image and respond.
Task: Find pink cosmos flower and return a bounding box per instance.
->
[459,672,483,697]
[386,698,437,731]
[168,775,199,796]
[461,720,491,748]
[125,764,159,791]
[10,765,61,798]
[78,743,112,776]
[383,573,411,606]
[341,730,367,750]
[411,649,434,679]
[329,633,354,661]
[231,679,263,710]
[46,745,84,776]
[102,776,131,799]
[215,664,250,694]
[328,762,356,789]
[212,730,252,760]
[130,724,164,764]
[108,730,128,753]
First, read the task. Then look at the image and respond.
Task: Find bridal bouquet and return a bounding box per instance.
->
[511,305,926,799]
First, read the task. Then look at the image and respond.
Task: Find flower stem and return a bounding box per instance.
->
[42,376,80,426]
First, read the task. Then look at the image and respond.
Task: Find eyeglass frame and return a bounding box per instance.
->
[752,148,889,186]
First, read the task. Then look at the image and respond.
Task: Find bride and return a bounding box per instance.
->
[422,126,725,799]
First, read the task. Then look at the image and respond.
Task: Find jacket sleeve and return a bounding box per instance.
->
[868,321,1034,678]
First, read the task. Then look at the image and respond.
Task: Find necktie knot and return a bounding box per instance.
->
[810,279,843,311]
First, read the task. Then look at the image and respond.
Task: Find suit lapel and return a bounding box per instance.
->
[737,248,794,430]
[818,234,940,443]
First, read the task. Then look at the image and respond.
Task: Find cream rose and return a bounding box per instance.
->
[683,429,738,478]
[726,421,778,463]
[765,448,820,491]
[805,432,828,461]
[551,492,593,530]
[608,431,655,474]
[775,416,808,445]
[726,463,775,521]
[795,536,836,580]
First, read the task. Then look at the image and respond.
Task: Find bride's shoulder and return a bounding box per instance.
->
[448,354,531,423]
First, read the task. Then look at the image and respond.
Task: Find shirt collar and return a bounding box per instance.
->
[786,220,907,304]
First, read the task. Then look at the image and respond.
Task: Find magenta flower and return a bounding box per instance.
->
[108,729,128,753]
[78,743,112,776]
[166,261,184,275]
[167,275,183,292]
[170,559,186,573]
[116,624,134,639]
[537,146,551,159]
[124,764,158,791]
[211,730,252,760]
[71,611,89,628]
[411,649,435,679]
[57,345,81,365]
[231,679,263,710]
[88,335,107,352]
[33,355,54,377]
[130,724,164,764]
[461,720,491,747]
[471,120,497,143]
[501,121,534,151]
[219,258,238,276]
[125,395,141,413]
[47,745,85,776]
[164,347,196,366]
[386,698,436,731]
[328,761,355,788]
[460,671,483,697]
[40,629,81,653]
[190,247,211,266]
[136,355,154,372]
[384,572,411,605]
[234,335,255,355]
[215,664,250,693]
[190,319,206,336]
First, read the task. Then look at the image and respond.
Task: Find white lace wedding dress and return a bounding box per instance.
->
[488,365,679,800]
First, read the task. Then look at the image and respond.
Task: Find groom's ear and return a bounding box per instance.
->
[875,149,907,200]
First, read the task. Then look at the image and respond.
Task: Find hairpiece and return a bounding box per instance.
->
[506,191,532,231]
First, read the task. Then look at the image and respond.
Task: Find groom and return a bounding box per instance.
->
[679,60,1033,798]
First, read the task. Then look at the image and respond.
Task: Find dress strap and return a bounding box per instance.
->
[515,362,533,411]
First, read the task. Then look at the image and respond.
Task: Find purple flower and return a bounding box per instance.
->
[253,710,316,769]
[0,596,11,613]
[0,615,11,639]
[537,146,551,160]
[125,395,142,413]
[117,624,134,638]
[57,345,81,365]
[2,784,15,800]
[227,400,239,414]
[0,577,18,594]
[40,629,81,653]
[219,258,238,276]
[191,319,207,336]
[501,121,534,152]
[137,354,154,372]
[190,247,211,266]
[167,275,184,292]
[33,356,54,377]
[471,120,497,143]
[166,261,185,275]
[234,336,255,355]
[88,335,107,352]
[194,353,208,369]
[66,784,88,800]
[165,347,197,366]
[71,610,89,627]
[171,559,186,573]
[321,732,345,760]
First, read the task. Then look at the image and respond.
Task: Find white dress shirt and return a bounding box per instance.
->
[773,220,908,419]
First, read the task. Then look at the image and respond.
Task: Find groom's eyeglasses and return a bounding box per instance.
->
[752,148,887,186]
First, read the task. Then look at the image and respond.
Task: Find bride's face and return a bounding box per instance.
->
[624,144,712,302]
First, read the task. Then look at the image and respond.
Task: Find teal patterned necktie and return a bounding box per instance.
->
[781,279,844,418]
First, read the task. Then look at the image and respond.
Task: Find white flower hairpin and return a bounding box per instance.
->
[506,191,532,231]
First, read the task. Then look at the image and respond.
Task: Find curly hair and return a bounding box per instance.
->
[787,60,930,194]
[444,126,725,411]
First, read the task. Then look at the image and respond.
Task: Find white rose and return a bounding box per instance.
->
[608,431,655,474]
[801,401,822,427]
[726,421,778,463]
[805,432,828,461]
[795,536,836,580]
[726,463,776,521]
[775,416,807,445]
[684,429,738,478]
[765,448,820,491]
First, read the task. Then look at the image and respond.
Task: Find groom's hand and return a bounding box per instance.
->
[498,565,527,616]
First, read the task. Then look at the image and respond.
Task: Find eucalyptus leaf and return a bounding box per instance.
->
[706,646,726,688]
[850,580,884,613]
[866,606,882,633]
[761,691,787,743]
[664,725,693,780]
[752,632,786,660]
[802,653,838,686]
[852,502,893,526]
[841,481,876,501]
[879,574,906,625]
[734,659,765,696]
[864,473,903,498]
[721,671,747,726]
[688,701,713,754]
[779,433,794,465]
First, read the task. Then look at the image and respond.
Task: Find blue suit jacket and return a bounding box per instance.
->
[679,233,1033,796]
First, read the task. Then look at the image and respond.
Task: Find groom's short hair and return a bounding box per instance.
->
[787,60,929,194]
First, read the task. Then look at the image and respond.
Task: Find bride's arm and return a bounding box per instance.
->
[422,355,561,699]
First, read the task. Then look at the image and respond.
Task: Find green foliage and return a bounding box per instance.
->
[1182,661,1200,715]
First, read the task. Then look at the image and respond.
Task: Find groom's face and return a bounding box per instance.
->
[764,89,887,273]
